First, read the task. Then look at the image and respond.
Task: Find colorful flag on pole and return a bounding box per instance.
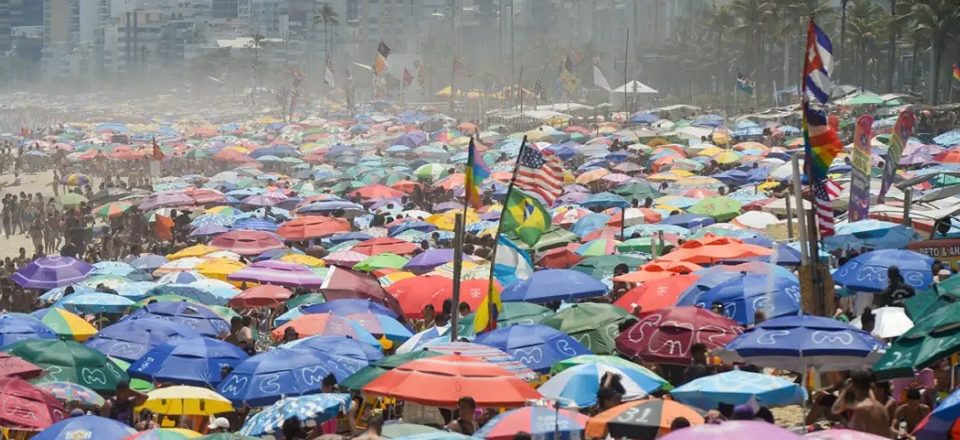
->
[848,115,874,222]
[534,63,547,100]
[802,20,834,105]
[953,63,960,82]
[402,68,414,87]
[515,147,564,206]
[736,72,755,95]
[560,55,579,94]
[464,138,490,209]
[323,56,335,87]
[501,189,549,247]
[473,282,502,333]
[415,60,426,96]
[878,109,915,203]
[492,235,533,288]
[151,138,165,161]
[374,40,390,76]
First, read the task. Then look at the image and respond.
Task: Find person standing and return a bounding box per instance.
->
[445,397,478,435]
[882,266,915,307]
[831,370,892,438]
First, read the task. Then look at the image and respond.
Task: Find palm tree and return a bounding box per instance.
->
[313,3,339,58]
[845,0,883,90]
[707,3,735,80]
[910,0,960,104]
[246,32,266,107]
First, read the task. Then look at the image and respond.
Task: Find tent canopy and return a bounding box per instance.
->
[611,80,658,94]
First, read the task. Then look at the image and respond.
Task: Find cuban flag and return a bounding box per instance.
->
[803,20,833,105]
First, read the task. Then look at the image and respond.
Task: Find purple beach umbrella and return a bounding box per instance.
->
[190,224,229,237]
[661,421,799,440]
[11,256,93,290]
[403,249,455,273]
[137,192,195,211]
[228,260,324,288]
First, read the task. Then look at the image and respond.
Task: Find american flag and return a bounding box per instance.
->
[515,146,564,206]
[812,180,835,238]
[415,60,426,97]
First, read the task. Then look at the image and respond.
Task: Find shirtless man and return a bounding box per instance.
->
[892,389,930,435]
[832,370,893,438]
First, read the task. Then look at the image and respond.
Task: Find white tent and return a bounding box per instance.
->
[611,80,659,94]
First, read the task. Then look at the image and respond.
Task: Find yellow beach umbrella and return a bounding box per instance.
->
[576,168,609,185]
[427,209,480,231]
[166,244,218,260]
[140,386,233,416]
[697,146,725,157]
[280,254,326,267]
[195,258,246,282]
[34,307,97,342]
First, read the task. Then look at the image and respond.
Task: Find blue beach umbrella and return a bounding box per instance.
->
[38,285,95,304]
[823,220,917,252]
[501,269,609,303]
[218,348,367,407]
[659,213,715,229]
[281,335,385,365]
[55,292,136,314]
[0,313,58,348]
[670,370,807,410]
[33,415,135,440]
[717,314,884,372]
[128,336,249,387]
[239,393,351,437]
[473,324,590,372]
[675,273,801,325]
[127,254,168,271]
[121,301,229,338]
[91,261,137,277]
[833,249,934,293]
[85,318,201,362]
[538,362,665,408]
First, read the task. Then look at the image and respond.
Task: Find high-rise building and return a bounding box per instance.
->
[0,0,44,52]
[212,0,239,18]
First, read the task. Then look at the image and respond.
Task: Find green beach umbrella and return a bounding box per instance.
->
[612,181,662,200]
[541,303,633,355]
[341,350,443,391]
[687,196,742,222]
[284,293,325,309]
[572,255,646,279]
[60,193,88,207]
[6,340,128,393]
[353,253,409,272]
[108,357,154,392]
[873,301,960,380]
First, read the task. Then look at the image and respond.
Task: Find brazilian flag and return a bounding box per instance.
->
[501,190,549,247]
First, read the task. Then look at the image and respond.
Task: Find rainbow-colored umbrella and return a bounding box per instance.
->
[36,381,106,407]
[30,308,97,342]
[127,428,202,439]
[60,173,90,186]
[574,238,621,257]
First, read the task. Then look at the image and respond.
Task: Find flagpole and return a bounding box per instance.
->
[478,136,528,335]
[623,28,629,120]
[450,58,456,115]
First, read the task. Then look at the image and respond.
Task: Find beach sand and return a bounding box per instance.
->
[0,168,60,259]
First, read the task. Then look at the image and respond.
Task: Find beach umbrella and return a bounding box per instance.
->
[823,220,916,251]
[394,326,452,354]
[228,285,293,309]
[833,249,934,293]
[675,272,801,325]
[873,300,960,379]
[671,369,807,410]
[353,237,420,256]
[122,302,229,339]
[473,324,590,373]
[281,335,384,365]
[61,173,90,186]
[129,336,249,387]
[340,350,442,391]
[851,306,913,339]
[354,253,410,272]
[59,193,88,208]
[613,274,699,313]
[5,340,128,393]
[658,420,799,440]
[585,399,705,440]
[167,244,218,261]
[197,435,258,440]
[616,307,743,366]
[231,217,279,232]
[11,256,93,290]
[30,308,97,342]
[228,260,324,288]
[0,313,58,348]
[36,381,105,408]
[548,355,670,389]
[32,415,135,440]
[403,249,455,273]
[457,302,553,338]
[141,386,233,416]
[93,201,133,218]
[501,269,609,303]
[238,393,351,437]
[538,362,664,407]
[218,347,366,406]
[276,216,351,240]
[717,314,884,372]
[542,304,633,355]
[0,377,65,430]
[303,298,399,319]
[363,354,541,407]
[687,196,741,221]
[655,236,771,265]
[56,292,136,314]
[805,432,891,440]
[85,318,201,362]
[126,428,202,440]
[386,276,500,318]
[0,352,43,379]
[209,230,285,256]
[91,261,138,277]
[474,405,589,440]
[270,313,379,345]
[344,311,413,342]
